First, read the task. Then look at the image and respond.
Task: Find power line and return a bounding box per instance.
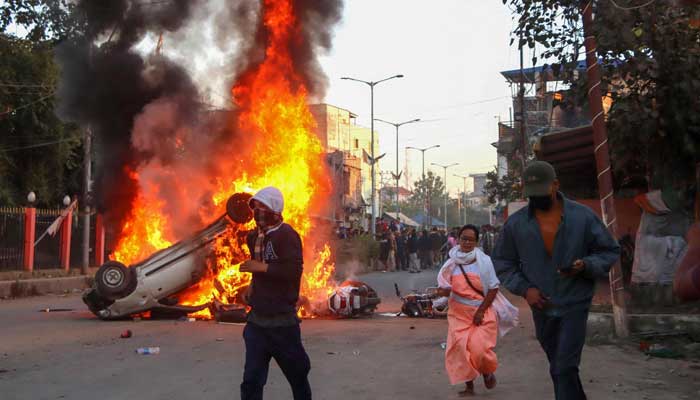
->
[416,96,511,115]
[0,137,79,153]
[0,93,54,117]
[0,82,51,88]
[608,0,657,11]
[0,82,53,88]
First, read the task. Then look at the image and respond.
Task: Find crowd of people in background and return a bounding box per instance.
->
[330,217,501,273]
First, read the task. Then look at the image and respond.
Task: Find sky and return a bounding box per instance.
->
[319,0,521,195]
[6,0,523,196]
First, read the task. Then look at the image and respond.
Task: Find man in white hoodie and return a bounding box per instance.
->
[239,187,311,400]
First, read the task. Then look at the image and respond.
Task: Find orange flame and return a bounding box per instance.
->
[111,0,336,318]
[111,169,173,266]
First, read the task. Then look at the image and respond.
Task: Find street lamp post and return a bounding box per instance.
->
[375,118,420,219]
[431,162,459,230]
[406,145,440,228]
[454,174,469,225]
[341,74,404,236]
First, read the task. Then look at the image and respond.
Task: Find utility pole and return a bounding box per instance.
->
[432,162,458,230]
[454,174,469,225]
[407,145,440,229]
[378,171,393,218]
[81,126,91,274]
[375,118,420,219]
[341,74,404,237]
[518,31,527,175]
[581,0,628,337]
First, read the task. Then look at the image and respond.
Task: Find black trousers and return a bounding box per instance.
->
[396,250,408,270]
[419,250,431,269]
[532,308,589,400]
[241,323,312,400]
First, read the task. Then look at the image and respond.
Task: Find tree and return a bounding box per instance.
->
[484,169,521,205]
[408,171,446,222]
[0,1,84,206]
[503,0,699,204]
[0,0,82,43]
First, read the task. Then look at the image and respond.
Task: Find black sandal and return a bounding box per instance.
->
[458,381,475,397]
[483,373,497,390]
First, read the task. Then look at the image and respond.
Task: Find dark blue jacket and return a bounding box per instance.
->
[246,223,303,316]
[492,194,620,315]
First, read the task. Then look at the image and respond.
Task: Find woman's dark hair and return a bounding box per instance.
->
[458,224,480,241]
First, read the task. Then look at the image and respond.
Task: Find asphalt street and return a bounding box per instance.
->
[1,269,699,399]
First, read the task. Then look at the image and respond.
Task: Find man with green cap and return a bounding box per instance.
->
[492,161,620,400]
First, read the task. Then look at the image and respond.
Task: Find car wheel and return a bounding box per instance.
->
[95,261,136,301]
[226,192,253,224]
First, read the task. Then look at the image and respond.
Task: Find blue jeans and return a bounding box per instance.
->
[532,308,589,400]
[241,323,312,400]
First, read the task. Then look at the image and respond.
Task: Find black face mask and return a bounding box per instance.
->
[253,208,282,231]
[529,195,554,211]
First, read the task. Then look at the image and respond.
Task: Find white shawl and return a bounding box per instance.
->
[438,246,519,338]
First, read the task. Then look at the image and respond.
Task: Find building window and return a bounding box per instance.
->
[343,171,351,195]
[354,139,359,149]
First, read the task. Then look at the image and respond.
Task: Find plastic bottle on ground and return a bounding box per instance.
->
[136,347,160,355]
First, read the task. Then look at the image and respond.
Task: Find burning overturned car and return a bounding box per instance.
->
[83,193,380,320]
[83,193,254,320]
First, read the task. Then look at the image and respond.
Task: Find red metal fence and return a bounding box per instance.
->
[0,206,105,271]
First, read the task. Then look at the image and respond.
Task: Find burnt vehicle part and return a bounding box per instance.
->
[394,283,448,318]
[83,193,253,320]
[210,300,248,323]
[327,280,381,318]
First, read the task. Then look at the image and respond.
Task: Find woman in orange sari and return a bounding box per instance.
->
[437,224,500,396]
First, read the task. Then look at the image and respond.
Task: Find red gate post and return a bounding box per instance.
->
[95,213,105,267]
[23,207,36,272]
[59,209,73,271]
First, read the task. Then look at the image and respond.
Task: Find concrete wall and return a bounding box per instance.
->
[309,103,354,153]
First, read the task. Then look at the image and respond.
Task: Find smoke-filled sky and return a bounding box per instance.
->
[149,0,521,195]
[54,0,345,239]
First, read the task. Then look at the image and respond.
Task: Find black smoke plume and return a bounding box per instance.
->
[55,0,344,253]
[56,0,201,237]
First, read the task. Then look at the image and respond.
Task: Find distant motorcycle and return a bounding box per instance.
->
[394,283,448,318]
[327,280,382,318]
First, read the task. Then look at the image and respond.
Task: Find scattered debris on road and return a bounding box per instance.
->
[120,330,132,339]
[38,308,74,312]
[136,347,160,355]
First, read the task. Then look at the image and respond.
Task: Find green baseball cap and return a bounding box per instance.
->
[523,161,557,197]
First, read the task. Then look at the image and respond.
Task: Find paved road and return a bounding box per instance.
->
[1,270,699,399]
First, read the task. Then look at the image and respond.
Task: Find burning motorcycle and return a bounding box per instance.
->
[326,280,381,318]
[394,283,448,318]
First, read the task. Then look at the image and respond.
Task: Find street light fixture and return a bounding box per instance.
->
[374,118,420,218]
[431,162,459,230]
[341,74,404,236]
[454,174,470,225]
[406,145,440,228]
